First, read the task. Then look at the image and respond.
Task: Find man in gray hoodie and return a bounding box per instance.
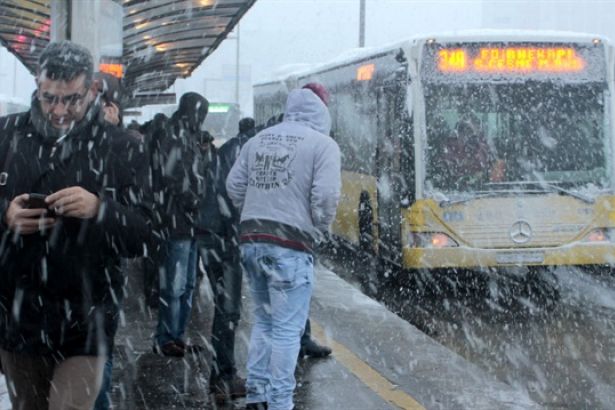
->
[227,84,341,410]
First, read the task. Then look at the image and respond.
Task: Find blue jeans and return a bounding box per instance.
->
[156,239,198,346]
[93,356,113,410]
[241,243,313,410]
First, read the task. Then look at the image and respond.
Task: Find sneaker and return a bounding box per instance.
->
[300,339,332,359]
[153,341,185,357]
[244,402,267,410]
[210,375,247,403]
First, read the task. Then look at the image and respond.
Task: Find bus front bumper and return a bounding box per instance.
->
[402,243,615,269]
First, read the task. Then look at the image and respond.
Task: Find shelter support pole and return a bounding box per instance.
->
[49,0,123,69]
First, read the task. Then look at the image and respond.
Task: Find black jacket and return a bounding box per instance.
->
[0,108,153,358]
[149,113,204,239]
[196,129,255,239]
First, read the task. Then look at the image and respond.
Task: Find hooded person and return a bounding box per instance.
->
[0,40,153,410]
[174,91,209,134]
[152,92,210,357]
[226,85,341,410]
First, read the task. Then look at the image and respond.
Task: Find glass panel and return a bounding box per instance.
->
[335,82,377,174]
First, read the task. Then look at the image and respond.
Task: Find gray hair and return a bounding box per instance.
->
[38,41,94,87]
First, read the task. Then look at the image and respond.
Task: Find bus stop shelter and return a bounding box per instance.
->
[0,0,256,106]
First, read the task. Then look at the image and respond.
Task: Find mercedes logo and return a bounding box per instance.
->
[510,220,532,244]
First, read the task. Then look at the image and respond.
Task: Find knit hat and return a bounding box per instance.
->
[239,117,255,133]
[302,83,329,106]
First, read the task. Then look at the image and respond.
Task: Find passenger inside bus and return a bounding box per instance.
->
[435,114,505,191]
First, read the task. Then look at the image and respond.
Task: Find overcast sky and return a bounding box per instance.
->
[2,0,615,115]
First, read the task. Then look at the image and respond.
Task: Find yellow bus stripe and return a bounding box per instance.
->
[311,321,425,410]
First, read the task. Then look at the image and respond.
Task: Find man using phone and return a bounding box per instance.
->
[0,41,152,410]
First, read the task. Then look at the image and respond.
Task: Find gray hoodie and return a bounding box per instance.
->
[226,89,341,250]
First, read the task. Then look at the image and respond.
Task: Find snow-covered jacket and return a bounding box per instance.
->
[226,89,341,252]
[0,104,153,357]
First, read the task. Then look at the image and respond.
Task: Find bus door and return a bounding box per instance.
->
[375,81,404,263]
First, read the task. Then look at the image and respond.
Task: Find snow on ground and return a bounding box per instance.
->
[0,375,10,410]
[555,266,615,311]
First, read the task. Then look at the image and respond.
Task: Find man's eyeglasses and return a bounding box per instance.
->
[39,90,88,108]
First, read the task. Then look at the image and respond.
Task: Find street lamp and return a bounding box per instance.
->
[359,0,366,47]
[235,23,240,105]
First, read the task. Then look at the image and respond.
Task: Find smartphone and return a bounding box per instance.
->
[26,193,55,216]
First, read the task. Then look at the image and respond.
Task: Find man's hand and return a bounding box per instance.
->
[102,102,121,127]
[46,187,101,219]
[5,193,56,235]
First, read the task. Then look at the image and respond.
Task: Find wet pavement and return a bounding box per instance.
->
[1,257,543,410]
[107,259,398,410]
[108,258,537,409]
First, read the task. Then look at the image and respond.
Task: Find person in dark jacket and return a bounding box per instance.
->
[195,117,256,403]
[93,71,148,410]
[0,41,152,410]
[153,92,208,357]
[140,111,170,308]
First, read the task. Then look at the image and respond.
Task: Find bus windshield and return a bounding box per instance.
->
[423,81,611,196]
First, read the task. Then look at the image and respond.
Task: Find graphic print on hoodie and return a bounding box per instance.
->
[250,134,303,190]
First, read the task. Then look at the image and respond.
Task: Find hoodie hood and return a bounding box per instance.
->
[283,89,331,136]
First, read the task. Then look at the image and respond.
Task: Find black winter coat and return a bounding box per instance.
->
[149,114,203,239]
[196,130,254,239]
[0,110,153,358]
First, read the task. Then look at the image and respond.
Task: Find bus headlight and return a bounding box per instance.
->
[582,228,615,243]
[408,232,459,248]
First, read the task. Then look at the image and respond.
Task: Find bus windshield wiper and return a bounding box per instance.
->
[439,191,505,207]
[485,181,595,204]
[439,181,595,207]
[532,181,595,204]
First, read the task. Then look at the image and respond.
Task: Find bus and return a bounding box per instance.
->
[254,31,615,301]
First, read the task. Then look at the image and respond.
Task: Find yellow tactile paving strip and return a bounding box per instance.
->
[311,321,425,410]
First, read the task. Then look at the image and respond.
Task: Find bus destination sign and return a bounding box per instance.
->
[438,47,585,73]
[423,42,605,82]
